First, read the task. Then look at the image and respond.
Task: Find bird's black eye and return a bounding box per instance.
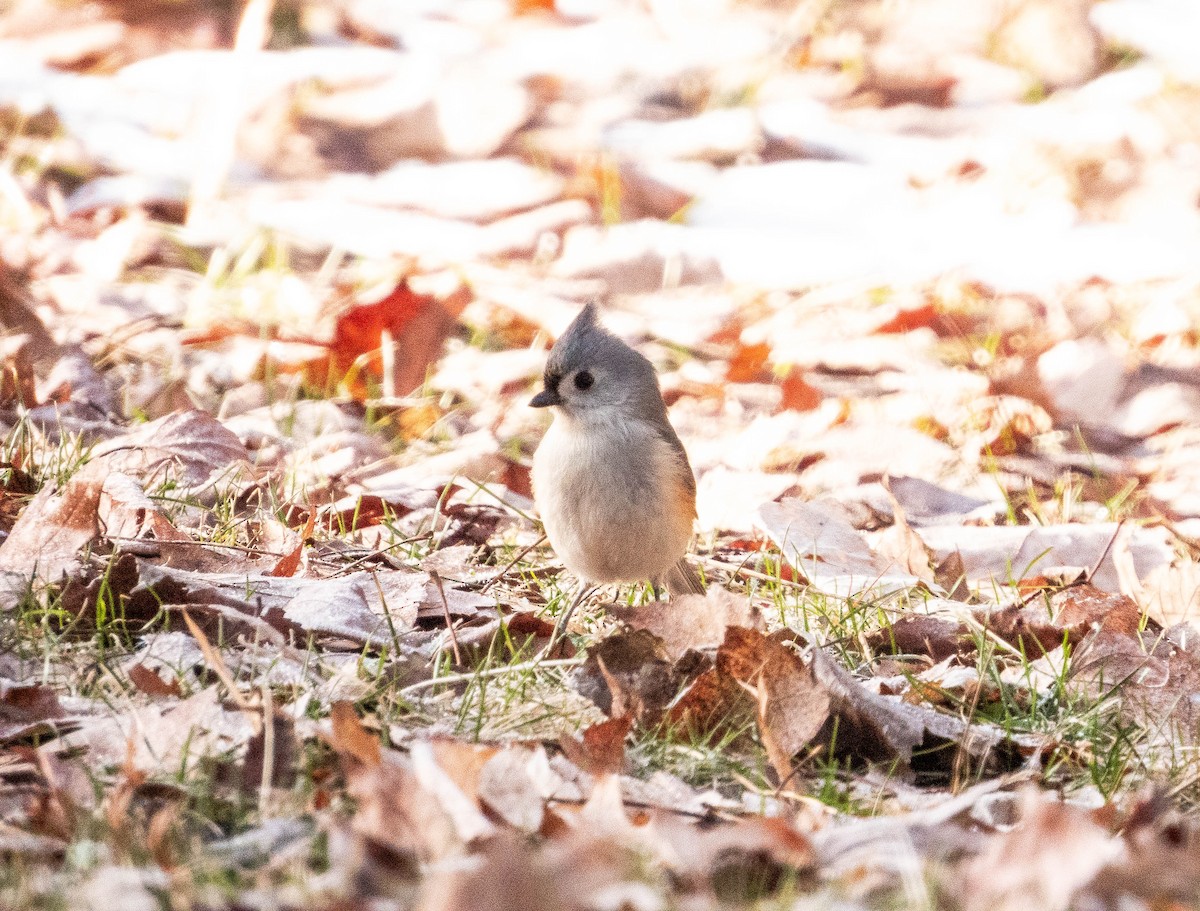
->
[574,370,594,391]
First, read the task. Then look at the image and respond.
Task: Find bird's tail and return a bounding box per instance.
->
[665,557,705,595]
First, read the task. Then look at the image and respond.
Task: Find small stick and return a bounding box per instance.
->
[181,610,256,717]
[399,656,584,697]
[538,582,595,660]
[258,682,275,817]
[429,570,463,665]
[1087,519,1125,582]
[479,533,548,593]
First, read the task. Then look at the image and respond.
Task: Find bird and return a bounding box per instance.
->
[529,303,704,649]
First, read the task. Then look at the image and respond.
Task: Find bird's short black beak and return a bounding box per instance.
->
[529,388,561,408]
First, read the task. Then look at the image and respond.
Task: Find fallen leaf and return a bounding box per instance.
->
[268,511,314,577]
[649,813,816,901]
[129,563,423,647]
[716,627,830,781]
[982,583,1150,656]
[872,476,936,582]
[778,366,822,412]
[955,791,1119,911]
[756,498,927,597]
[0,680,67,742]
[0,334,38,408]
[476,746,547,833]
[329,701,380,767]
[559,715,632,777]
[341,748,457,864]
[98,472,193,545]
[609,588,760,661]
[324,281,462,401]
[885,475,996,526]
[126,664,182,698]
[572,630,681,723]
[1069,622,1200,737]
[89,409,252,493]
[237,708,297,794]
[0,463,104,582]
[916,523,1174,597]
[864,613,974,663]
[416,833,568,911]
[45,687,256,775]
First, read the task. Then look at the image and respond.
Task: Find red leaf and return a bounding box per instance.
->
[324,280,462,401]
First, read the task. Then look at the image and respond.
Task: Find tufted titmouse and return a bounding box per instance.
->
[530,303,704,646]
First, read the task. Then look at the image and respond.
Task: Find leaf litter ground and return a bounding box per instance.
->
[3,0,1200,908]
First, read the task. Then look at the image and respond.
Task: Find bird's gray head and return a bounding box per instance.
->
[529,303,667,423]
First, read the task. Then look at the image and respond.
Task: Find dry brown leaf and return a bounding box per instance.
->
[90,409,252,492]
[129,562,423,647]
[329,701,381,767]
[0,334,38,409]
[863,613,974,663]
[44,687,256,775]
[268,511,314,578]
[609,587,760,661]
[126,663,182,698]
[982,583,1150,656]
[342,748,459,863]
[777,366,822,412]
[874,476,936,582]
[475,747,547,833]
[916,522,1174,597]
[241,710,298,792]
[716,627,830,781]
[665,665,756,740]
[757,498,926,597]
[574,629,679,723]
[0,462,104,581]
[956,791,1119,911]
[416,833,568,911]
[559,715,632,777]
[0,680,67,742]
[1069,622,1200,736]
[648,813,816,900]
[885,476,995,526]
[512,0,556,14]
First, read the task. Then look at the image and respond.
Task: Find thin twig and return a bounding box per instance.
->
[429,570,463,665]
[258,682,274,817]
[1087,519,1125,582]
[479,533,548,593]
[180,609,255,716]
[399,657,584,697]
[330,533,432,577]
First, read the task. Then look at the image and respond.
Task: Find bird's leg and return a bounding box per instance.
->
[541,580,595,658]
[651,582,664,601]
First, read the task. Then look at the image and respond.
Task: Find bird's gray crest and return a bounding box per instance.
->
[541,303,666,420]
[546,302,609,377]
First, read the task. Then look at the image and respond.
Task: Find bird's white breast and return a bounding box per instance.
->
[532,413,693,585]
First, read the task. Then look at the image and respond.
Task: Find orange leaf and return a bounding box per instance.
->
[726,341,771,383]
[324,280,459,401]
[778,367,821,412]
[559,715,631,776]
[875,302,937,334]
[127,663,182,698]
[329,701,381,767]
[269,510,314,577]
